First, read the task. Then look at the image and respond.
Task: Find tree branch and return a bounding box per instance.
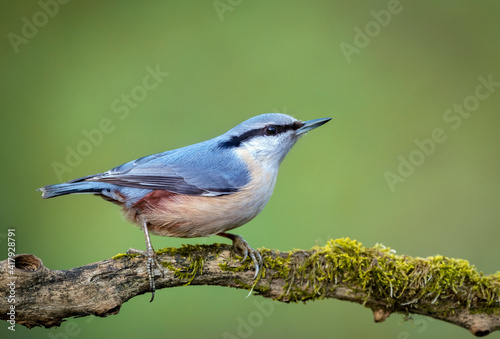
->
[1,238,499,336]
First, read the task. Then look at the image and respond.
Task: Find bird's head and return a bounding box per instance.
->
[218,113,331,168]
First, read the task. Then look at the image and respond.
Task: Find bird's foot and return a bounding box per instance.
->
[218,232,263,278]
[127,247,166,302]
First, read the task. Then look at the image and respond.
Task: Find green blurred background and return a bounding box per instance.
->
[1,1,500,338]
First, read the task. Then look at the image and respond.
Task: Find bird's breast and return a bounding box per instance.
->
[125,148,279,238]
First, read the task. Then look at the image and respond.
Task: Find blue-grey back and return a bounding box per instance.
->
[95,136,251,196]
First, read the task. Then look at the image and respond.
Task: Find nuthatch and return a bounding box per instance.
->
[38,113,331,301]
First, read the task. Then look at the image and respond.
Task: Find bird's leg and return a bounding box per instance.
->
[217,232,263,278]
[127,218,165,302]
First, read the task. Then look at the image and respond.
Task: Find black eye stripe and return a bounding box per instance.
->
[270,121,303,134]
[218,121,304,149]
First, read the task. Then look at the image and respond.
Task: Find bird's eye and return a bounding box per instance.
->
[265,125,277,135]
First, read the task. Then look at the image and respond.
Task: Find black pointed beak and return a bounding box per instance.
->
[296,117,332,135]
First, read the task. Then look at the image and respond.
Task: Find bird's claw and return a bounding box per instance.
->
[229,235,263,279]
[127,247,166,302]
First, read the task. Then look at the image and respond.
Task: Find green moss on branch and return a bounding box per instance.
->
[105,238,500,336]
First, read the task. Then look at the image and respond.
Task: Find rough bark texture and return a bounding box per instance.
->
[0,239,499,336]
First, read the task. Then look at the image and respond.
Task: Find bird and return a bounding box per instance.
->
[38,113,331,301]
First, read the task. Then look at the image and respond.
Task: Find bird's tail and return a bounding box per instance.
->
[38,181,105,199]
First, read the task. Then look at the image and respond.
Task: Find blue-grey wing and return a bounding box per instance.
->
[81,141,251,196]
